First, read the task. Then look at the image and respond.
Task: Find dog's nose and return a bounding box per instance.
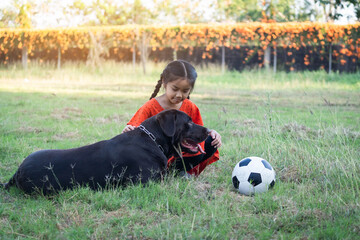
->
[206,128,211,134]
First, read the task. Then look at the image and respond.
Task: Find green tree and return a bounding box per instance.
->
[315,0,360,22]
[0,8,18,28]
[216,0,262,22]
[67,0,130,26]
[215,0,324,22]
[130,0,156,24]
[262,0,324,22]
[67,0,158,26]
[17,2,32,28]
[294,0,322,22]
[168,0,215,23]
[268,0,302,22]
[0,0,33,28]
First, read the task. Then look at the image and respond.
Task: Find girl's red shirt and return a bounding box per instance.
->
[127,98,220,175]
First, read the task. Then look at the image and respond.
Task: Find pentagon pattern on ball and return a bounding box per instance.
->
[232,156,276,196]
[239,158,251,167]
[270,180,275,188]
[248,172,262,186]
[232,176,240,189]
[261,159,273,170]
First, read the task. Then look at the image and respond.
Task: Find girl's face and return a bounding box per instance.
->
[164,78,192,105]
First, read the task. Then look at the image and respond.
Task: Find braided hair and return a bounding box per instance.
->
[149,60,197,100]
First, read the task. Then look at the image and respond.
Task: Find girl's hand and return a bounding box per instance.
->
[209,130,222,149]
[122,125,136,133]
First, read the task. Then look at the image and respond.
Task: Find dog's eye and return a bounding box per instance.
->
[186,123,193,129]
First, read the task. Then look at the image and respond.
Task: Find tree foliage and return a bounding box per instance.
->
[0,0,32,28]
[315,0,360,22]
[217,0,262,22]
[0,0,358,29]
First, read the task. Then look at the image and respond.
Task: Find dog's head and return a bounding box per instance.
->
[156,109,209,154]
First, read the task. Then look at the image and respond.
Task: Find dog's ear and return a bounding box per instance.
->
[156,110,176,137]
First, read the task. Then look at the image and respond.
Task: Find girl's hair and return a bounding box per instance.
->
[149,60,197,100]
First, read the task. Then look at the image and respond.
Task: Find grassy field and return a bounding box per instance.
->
[0,61,359,239]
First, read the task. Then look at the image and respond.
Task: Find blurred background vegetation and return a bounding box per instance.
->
[1,0,359,29]
[0,1,359,73]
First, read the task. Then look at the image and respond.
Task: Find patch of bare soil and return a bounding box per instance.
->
[18,126,44,133]
[95,114,127,124]
[278,166,302,183]
[52,131,80,141]
[51,107,83,120]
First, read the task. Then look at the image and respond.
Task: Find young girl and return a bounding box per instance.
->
[123,60,221,176]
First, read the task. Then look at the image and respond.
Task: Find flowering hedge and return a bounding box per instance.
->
[0,22,359,68]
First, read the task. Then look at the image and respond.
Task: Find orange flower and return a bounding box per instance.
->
[0,22,359,64]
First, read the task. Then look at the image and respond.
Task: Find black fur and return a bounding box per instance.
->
[3,110,209,195]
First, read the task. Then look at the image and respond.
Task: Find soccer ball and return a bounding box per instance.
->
[232,156,276,196]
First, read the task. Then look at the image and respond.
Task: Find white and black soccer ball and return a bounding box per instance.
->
[232,156,276,196]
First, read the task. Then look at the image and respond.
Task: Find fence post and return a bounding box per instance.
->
[140,32,147,74]
[133,27,139,71]
[264,46,271,70]
[273,46,277,73]
[57,46,61,70]
[221,45,225,74]
[328,43,332,74]
[22,46,28,69]
[132,43,136,70]
[173,49,177,60]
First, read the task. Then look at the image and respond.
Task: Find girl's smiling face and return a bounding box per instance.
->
[164,78,192,105]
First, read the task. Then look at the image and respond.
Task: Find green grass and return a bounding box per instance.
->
[1,61,359,239]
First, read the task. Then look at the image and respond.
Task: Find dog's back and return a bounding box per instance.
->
[3,110,209,195]
[4,128,166,195]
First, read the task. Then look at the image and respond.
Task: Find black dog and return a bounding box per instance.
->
[3,109,209,195]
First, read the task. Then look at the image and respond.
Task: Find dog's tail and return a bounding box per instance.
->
[1,174,16,190]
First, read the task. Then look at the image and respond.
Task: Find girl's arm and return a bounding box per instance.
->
[122,125,136,133]
[122,100,156,133]
[209,129,222,149]
[190,102,222,148]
